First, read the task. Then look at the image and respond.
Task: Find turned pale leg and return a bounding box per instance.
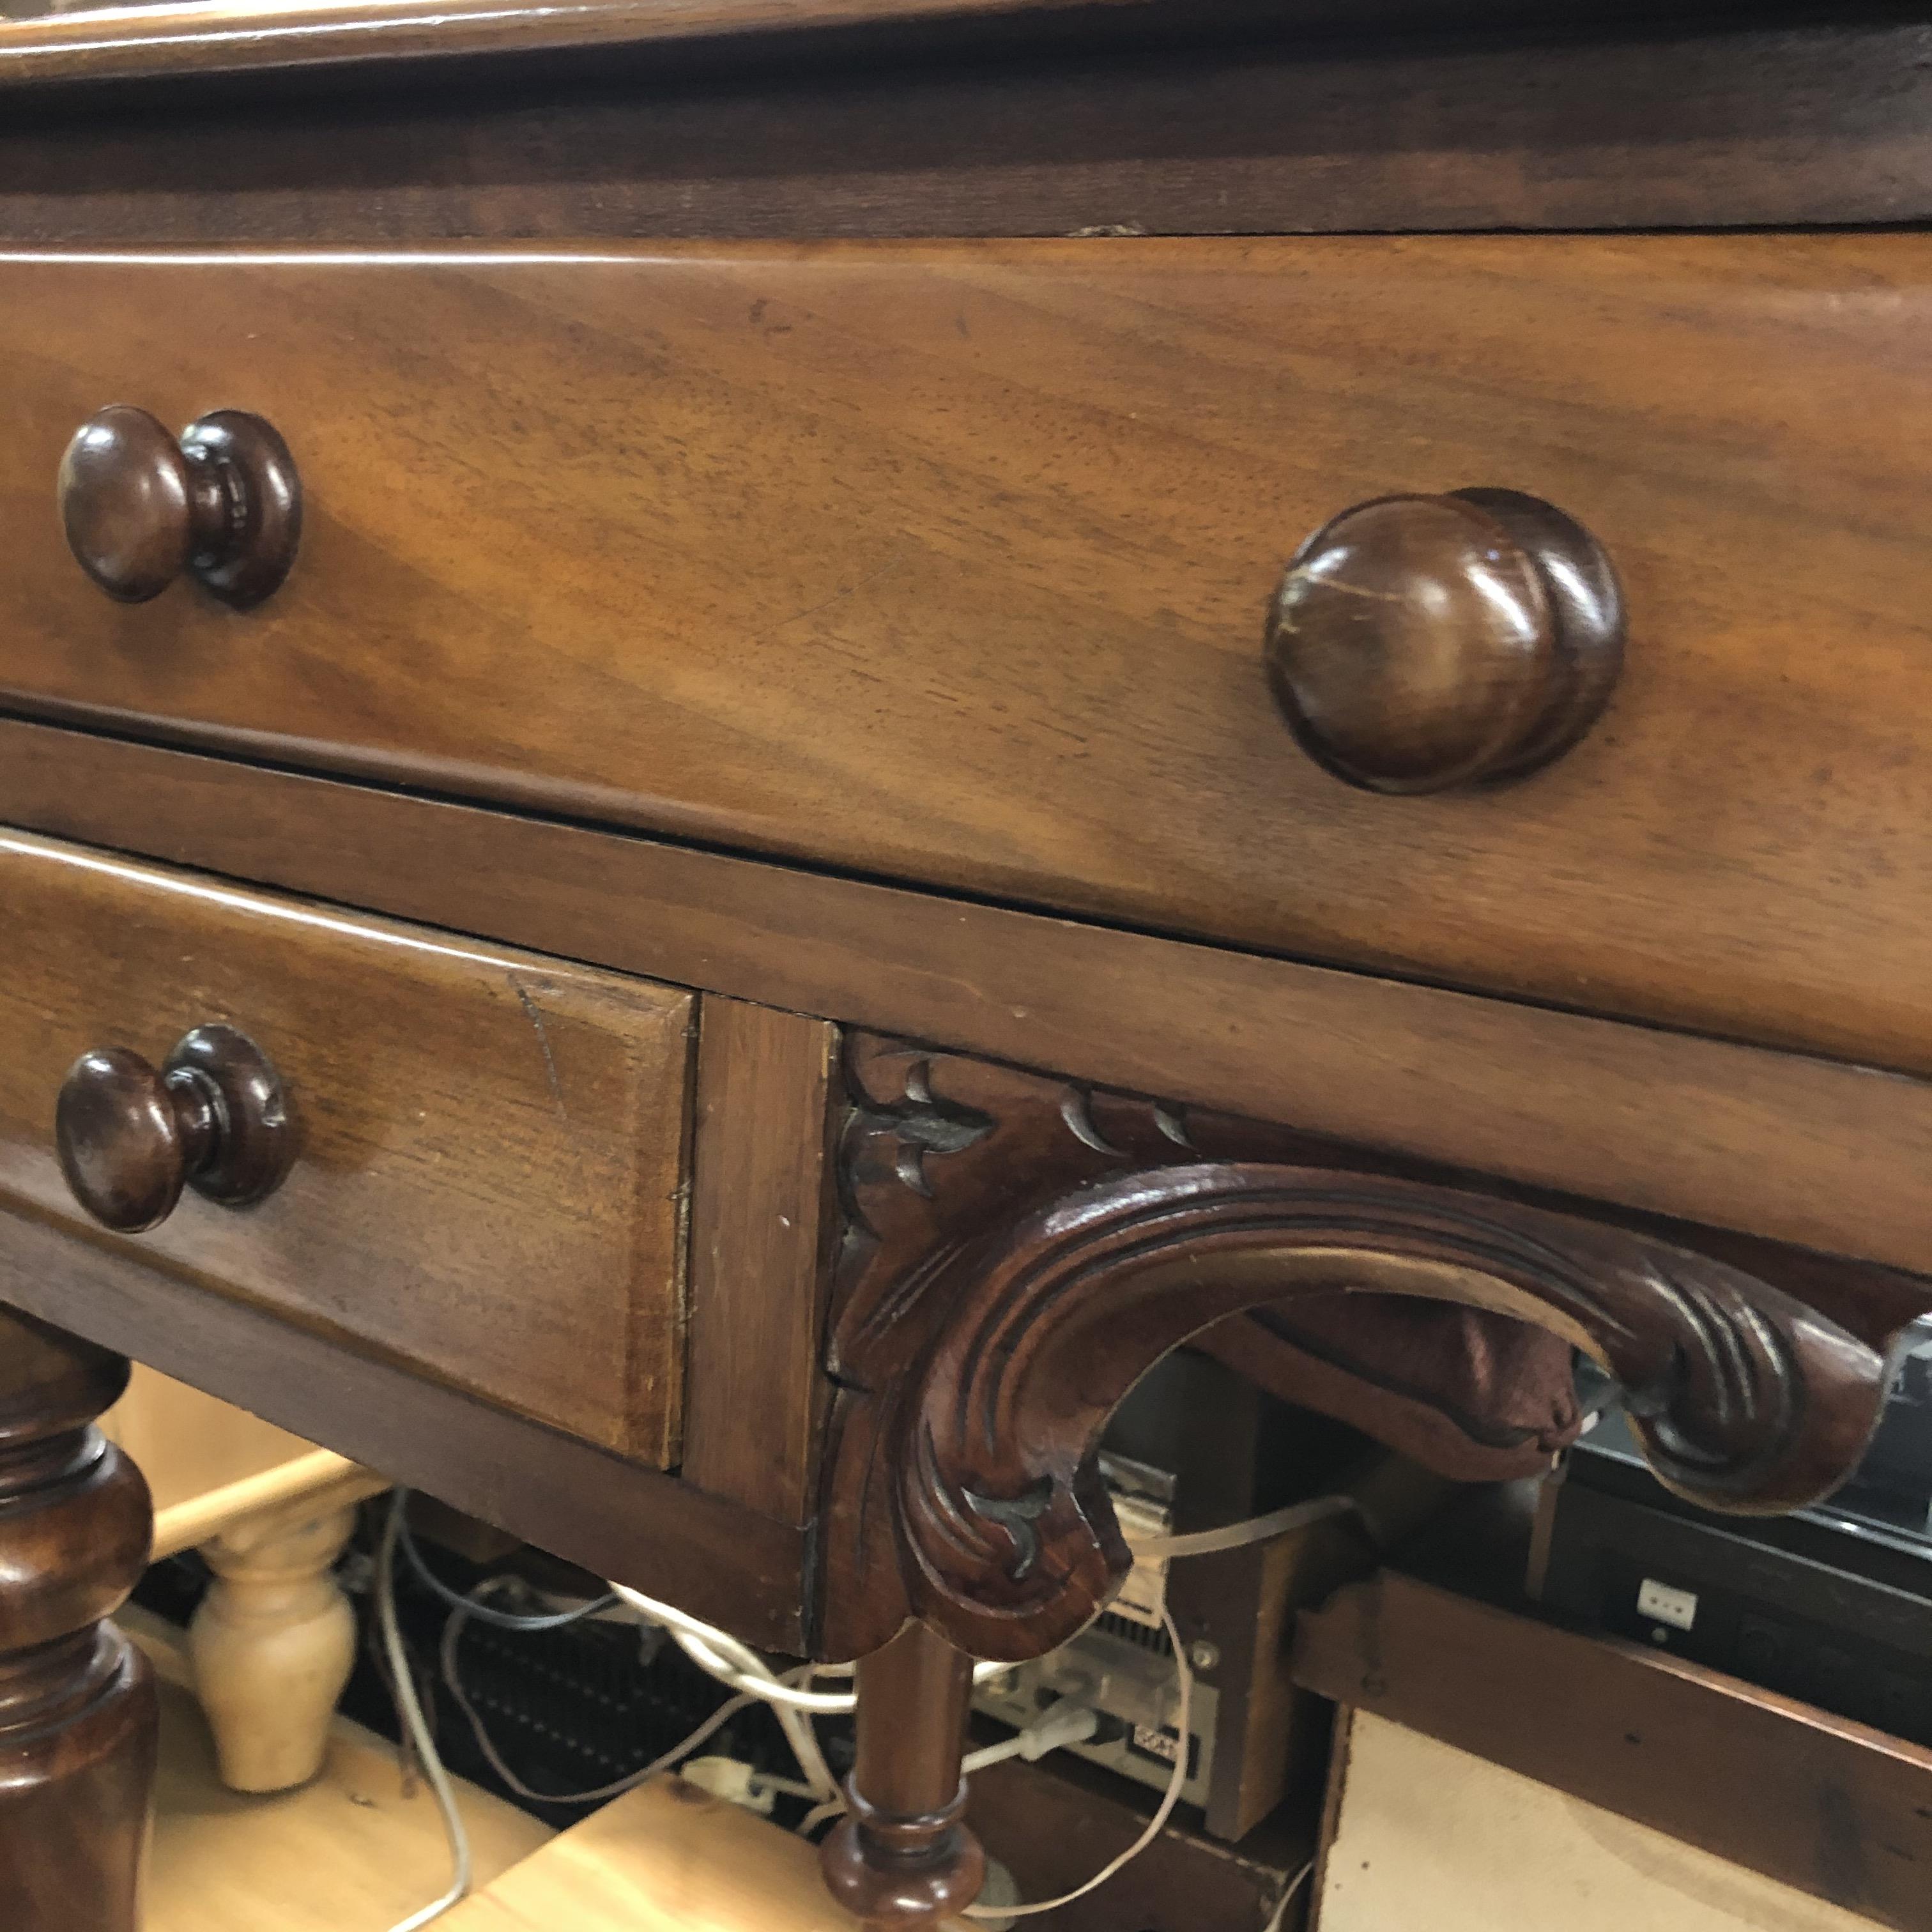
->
[190,1501,360,1793]
[0,1308,157,1932]
[822,1621,985,1929]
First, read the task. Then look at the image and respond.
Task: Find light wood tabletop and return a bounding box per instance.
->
[146,1673,550,1932]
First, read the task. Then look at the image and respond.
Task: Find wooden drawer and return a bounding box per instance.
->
[2,240,1929,1072]
[0,828,693,1460]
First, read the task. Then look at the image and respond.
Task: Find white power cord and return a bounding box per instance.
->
[792,1702,1098,1839]
[960,1699,1100,1775]
[963,1600,1193,1920]
[376,1500,473,1932]
[605,1583,847,1799]
[1126,1493,1363,1561]
[1264,1855,1317,1931]
[606,1584,857,1714]
[378,1516,1204,1929]
[606,1581,1003,1717]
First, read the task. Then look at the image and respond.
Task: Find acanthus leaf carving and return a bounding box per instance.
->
[817,1036,1927,1664]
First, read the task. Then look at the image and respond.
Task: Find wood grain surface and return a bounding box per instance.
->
[1,23,1927,242]
[7,726,1932,1282]
[442,1774,966,1931]
[0,1310,155,1932]
[103,1367,313,1524]
[1296,1574,1932,1930]
[0,827,695,1457]
[146,1680,551,1932]
[98,1365,379,1562]
[680,998,839,1523]
[8,730,1932,1286]
[3,240,1930,1079]
[0,0,1854,93]
[0,1208,808,1648]
[818,1037,1926,1660]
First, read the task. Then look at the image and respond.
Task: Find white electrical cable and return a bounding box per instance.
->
[606,1579,1002,1716]
[376,1499,473,1932]
[436,1575,848,1806]
[1125,1494,1363,1562]
[963,1600,1194,1920]
[605,1571,1196,1915]
[440,1583,768,1805]
[607,1583,862,1713]
[961,1701,1100,1775]
[776,1664,843,1804]
[795,1795,848,1840]
[1263,1856,1317,1932]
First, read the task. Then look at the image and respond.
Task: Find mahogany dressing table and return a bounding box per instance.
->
[2,4,1932,1926]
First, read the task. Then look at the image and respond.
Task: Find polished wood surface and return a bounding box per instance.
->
[0,25,1918,1929]
[0,1203,808,1650]
[58,406,301,609]
[1,25,1926,244]
[0,0,1103,87]
[1266,489,1623,793]
[0,0,1850,92]
[0,827,695,1457]
[1296,1574,1932,1930]
[2,240,1930,1076]
[820,1036,1929,1662]
[7,722,1932,1282]
[681,998,839,1522]
[0,1309,155,1932]
[57,1027,295,1233]
[822,1623,984,1932]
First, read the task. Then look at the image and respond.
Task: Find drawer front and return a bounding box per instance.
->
[1,240,1929,1072]
[0,829,693,1460]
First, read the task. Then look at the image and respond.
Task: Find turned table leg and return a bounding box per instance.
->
[190,1502,359,1794]
[822,1621,985,1929]
[0,1308,157,1932]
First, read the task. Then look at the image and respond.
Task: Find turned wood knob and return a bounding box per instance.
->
[56,1025,294,1234]
[1264,487,1624,793]
[58,405,302,608]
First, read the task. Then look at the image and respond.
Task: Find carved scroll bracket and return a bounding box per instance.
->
[817,1038,1919,1665]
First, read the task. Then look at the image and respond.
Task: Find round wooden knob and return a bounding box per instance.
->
[1264,487,1624,793]
[56,1025,294,1234]
[58,406,301,609]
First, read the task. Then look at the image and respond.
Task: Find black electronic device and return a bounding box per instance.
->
[1532,1322,1932,1743]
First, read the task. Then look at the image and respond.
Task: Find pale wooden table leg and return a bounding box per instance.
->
[189,1501,362,1794]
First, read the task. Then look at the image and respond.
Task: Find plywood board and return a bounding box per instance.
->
[1318,1712,1887,1932]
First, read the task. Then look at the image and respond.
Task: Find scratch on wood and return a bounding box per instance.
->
[512,976,569,1126]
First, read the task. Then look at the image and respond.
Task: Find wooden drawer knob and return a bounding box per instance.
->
[1264,487,1624,793]
[58,406,301,608]
[56,1025,294,1234]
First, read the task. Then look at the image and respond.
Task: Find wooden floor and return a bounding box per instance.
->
[149,1675,553,1932]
